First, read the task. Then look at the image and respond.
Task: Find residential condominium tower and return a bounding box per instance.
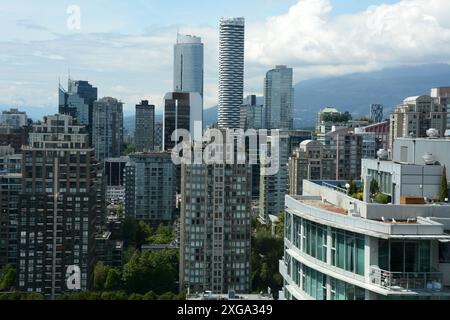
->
[264,66,294,130]
[174,34,204,98]
[124,152,177,227]
[17,115,102,297]
[135,100,155,152]
[218,17,245,129]
[389,95,447,150]
[92,97,124,161]
[430,87,450,131]
[180,135,252,294]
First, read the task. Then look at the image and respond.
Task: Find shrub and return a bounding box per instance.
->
[374,193,391,204]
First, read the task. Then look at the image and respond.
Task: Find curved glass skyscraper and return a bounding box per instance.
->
[218,17,245,129]
[173,34,204,98]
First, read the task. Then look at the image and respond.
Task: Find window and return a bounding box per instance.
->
[331,229,365,276]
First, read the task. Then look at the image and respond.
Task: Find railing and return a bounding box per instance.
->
[369,266,444,292]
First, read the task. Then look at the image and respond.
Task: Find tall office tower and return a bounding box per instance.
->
[124,152,177,228]
[59,79,98,141]
[104,157,129,203]
[239,95,263,130]
[180,160,252,294]
[135,100,155,152]
[0,108,28,129]
[154,122,163,150]
[163,92,202,150]
[17,115,102,297]
[389,95,447,150]
[259,133,289,223]
[0,173,21,271]
[431,87,450,130]
[92,97,124,162]
[370,104,384,124]
[326,127,364,181]
[218,17,245,129]
[264,66,294,130]
[288,140,335,196]
[174,34,204,98]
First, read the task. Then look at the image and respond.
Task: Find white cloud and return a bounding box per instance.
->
[1,0,450,115]
[246,0,450,82]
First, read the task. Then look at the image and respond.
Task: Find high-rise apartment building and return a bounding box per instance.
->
[326,127,364,181]
[218,17,245,129]
[124,152,177,227]
[17,115,102,297]
[288,140,335,196]
[163,92,202,150]
[264,66,294,130]
[370,104,384,124]
[431,87,450,131]
[0,108,28,129]
[389,95,447,150]
[104,157,129,203]
[135,100,155,152]
[180,134,252,294]
[259,134,289,223]
[180,162,252,294]
[0,173,21,271]
[174,34,204,98]
[0,125,28,154]
[92,97,124,161]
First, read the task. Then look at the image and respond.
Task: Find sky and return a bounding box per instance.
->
[1,0,450,117]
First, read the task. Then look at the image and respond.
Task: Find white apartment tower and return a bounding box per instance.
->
[218,17,245,129]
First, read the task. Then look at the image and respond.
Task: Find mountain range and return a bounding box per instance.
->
[202,63,450,129]
[2,63,450,131]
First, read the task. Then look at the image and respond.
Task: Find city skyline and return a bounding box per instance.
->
[1,0,450,117]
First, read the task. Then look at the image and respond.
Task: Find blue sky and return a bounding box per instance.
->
[1,0,449,117]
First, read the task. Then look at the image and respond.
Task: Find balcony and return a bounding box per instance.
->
[369,266,444,292]
[279,259,288,279]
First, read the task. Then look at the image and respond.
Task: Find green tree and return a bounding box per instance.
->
[122,249,179,295]
[441,166,449,202]
[124,143,136,156]
[136,221,153,246]
[105,268,122,291]
[93,261,108,291]
[128,293,143,300]
[147,224,174,244]
[259,263,270,285]
[122,217,137,243]
[275,212,285,239]
[251,226,283,297]
[142,291,158,300]
[370,178,379,195]
[347,179,357,196]
[158,292,175,300]
[117,205,124,219]
[0,264,16,291]
[358,180,365,193]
